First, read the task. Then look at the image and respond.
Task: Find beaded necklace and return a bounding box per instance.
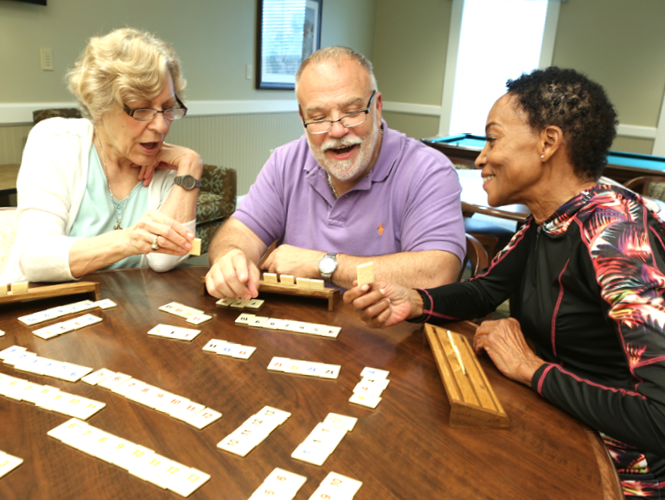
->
[96,135,131,230]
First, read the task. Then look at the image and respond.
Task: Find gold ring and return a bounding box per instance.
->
[151,234,160,251]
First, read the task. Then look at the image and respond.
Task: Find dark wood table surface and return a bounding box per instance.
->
[0,266,621,499]
[457,169,531,223]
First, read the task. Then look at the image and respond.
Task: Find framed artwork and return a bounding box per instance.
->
[256,0,323,90]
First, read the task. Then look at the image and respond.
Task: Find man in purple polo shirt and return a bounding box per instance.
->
[205,47,464,299]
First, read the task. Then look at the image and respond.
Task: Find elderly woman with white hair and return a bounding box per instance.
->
[1,27,201,283]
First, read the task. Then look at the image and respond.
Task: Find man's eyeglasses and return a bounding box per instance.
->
[301,90,377,135]
[123,95,188,121]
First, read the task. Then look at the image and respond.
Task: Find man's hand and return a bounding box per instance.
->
[206,248,261,300]
[344,281,423,328]
[260,244,324,279]
[473,318,545,386]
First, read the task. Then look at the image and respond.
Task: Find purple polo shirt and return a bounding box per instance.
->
[234,122,465,262]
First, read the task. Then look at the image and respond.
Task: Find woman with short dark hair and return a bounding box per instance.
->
[346,67,665,496]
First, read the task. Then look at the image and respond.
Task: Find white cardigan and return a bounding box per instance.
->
[0,118,195,284]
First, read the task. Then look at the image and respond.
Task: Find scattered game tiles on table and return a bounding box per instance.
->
[309,471,363,499]
[32,313,102,340]
[82,367,222,430]
[291,421,349,467]
[0,450,23,479]
[235,313,341,339]
[249,467,307,500]
[0,345,93,382]
[47,418,210,497]
[323,412,358,432]
[216,298,265,310]
[267,356,341,379]
[18,299,107,326]
[202,339,256,360]
[217,406,290,458]
[159,301,212,325]
[148,324,202,342]
[0,371,105,420]
[95,299,117,309]
[348,367,390,409]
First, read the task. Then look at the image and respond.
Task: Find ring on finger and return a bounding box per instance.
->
[151,234,160,252]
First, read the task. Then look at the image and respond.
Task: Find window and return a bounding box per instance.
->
[446,0,551,136]
[257,0,322,90]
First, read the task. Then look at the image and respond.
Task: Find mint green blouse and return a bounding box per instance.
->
[69,147,149,269]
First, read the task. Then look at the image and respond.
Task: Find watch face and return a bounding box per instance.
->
[319,256,336,273]
[181,175,197,189]
[176,175,199,190]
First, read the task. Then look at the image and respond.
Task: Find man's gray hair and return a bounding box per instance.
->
[295,46,378,92]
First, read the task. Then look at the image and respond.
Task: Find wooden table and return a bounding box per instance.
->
[458,169,530,223]
[0,266,621,499]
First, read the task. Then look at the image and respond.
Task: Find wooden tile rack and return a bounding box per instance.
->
[200,278,340,311]
[425,323,509,429]
[0,281,101,306]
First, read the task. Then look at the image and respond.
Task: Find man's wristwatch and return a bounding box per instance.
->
[174,174,201,190]
[318,252,338,282]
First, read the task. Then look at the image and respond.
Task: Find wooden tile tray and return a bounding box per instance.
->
[425,323,509,429]
[0,281,101,306]
[199,277,340,311]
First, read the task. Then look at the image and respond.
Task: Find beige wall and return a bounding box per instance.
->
[371,0,665,150]
[0,0,376,103]
[382,111,439,140]
[2,0,665,181]
[553,0,665,128]
[373,0,452,105]
[0,0,377,194]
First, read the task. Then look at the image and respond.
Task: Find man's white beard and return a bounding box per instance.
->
[308,119,380,182]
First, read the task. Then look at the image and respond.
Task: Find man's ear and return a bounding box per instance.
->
[375,91,383,125]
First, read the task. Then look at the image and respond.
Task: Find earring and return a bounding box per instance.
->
[541,155,544,160]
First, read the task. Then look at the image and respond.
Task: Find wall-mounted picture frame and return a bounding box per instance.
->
[256,0,322,90]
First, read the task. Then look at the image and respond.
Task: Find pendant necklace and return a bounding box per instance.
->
[326,173,339,199]
[96,135,129,230]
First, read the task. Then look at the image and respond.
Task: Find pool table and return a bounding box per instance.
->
[423,133,665,184]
